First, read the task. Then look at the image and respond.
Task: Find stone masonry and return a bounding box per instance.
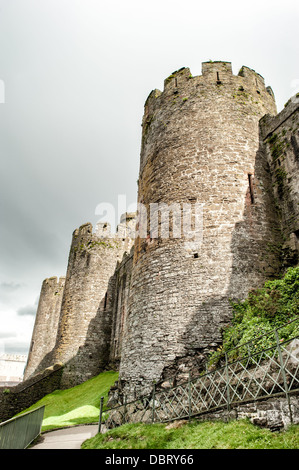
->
[260,99,299,268]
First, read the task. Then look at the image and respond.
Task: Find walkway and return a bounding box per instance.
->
[29,424,98,449]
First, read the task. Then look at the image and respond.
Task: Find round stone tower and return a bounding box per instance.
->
[118,61,280,397]
[51,216,135,387]
[24,276,65,380]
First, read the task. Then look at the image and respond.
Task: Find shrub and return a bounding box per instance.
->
[208,266,299,367]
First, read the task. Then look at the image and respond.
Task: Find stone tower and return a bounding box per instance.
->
[24,276,65,380]
[118,62,281,397]
[49,215,135,387]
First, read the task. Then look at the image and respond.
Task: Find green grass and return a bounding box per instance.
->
[81,419,299,450]
[18,370,118,432]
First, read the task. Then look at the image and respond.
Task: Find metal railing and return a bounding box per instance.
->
[0,406,45,449]
[103,318,299,430]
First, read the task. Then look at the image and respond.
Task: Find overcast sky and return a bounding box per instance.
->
[0,0,298,357]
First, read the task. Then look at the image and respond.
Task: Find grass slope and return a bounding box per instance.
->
[82,419,299,450]
[20,370,118,432]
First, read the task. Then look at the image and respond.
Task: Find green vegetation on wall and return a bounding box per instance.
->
[209,266,299,367]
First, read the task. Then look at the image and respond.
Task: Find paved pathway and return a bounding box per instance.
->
[29,425,98,449]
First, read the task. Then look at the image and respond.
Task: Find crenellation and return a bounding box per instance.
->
[78,221,93,236]
[163,67,192,90]
[201,61,233,83]
[95,221,112,238]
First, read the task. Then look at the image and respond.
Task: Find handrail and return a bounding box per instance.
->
[0,406,45,449]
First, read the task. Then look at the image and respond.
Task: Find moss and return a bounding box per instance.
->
[143,114,155,137]
[165,74,175,84]
[89,240,116,249]
[274,167,287,198]
[267,133,286,162]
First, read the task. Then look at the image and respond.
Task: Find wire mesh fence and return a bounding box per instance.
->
[102,318,299,430]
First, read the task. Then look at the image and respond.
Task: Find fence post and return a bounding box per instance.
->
[152,383,156,423]
[124,394,127,424]
[188,372,192,419]
[225,352,231,412]
[246,342,252,363]
[274,329,293,424]
[98,396,104,434]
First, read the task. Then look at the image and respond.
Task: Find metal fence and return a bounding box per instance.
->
[0,406,45,449]
[103,318,299,430]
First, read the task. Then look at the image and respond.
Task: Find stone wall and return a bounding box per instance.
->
[0,363,63,423]
[194,395,299,431]
[118,62,282,398]
[108,247,134,369]
[260,99,299,269]
[24,277,65,380]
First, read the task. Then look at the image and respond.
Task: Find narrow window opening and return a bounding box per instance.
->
[175,77,178,87]
[104,292,108,310]
[86,253,91,267]
[248,174,255,204]
[216,72,221,84]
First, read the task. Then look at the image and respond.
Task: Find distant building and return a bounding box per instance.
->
[0,354,27,386]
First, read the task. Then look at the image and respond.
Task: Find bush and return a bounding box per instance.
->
[209,266,299,367]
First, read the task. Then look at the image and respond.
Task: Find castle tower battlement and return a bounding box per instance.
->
[140,62,276,176]
[119,62,281,397]
[23,214,136,386]
[47,215,135,387]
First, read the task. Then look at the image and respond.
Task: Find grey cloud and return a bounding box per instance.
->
[17,304,37,317]
[0,282,22,291]
[4,341,29,355]
[0,331,16,338]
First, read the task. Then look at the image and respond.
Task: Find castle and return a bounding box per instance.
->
[24,61,299,401]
